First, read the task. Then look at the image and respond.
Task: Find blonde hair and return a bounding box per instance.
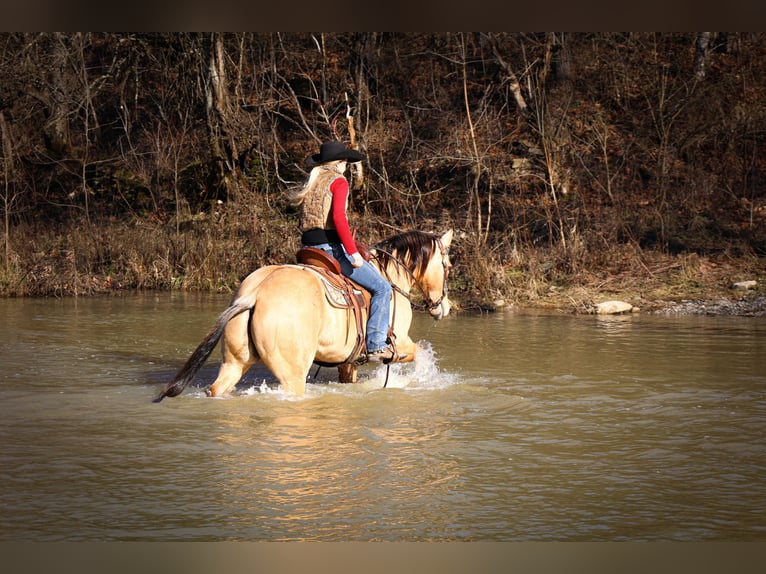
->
[288,161,345,206]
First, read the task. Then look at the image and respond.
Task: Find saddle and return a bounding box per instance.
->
[296,247,371,366]
[296,246,341,275]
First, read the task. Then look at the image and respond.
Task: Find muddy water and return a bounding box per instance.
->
[1,293,764,540]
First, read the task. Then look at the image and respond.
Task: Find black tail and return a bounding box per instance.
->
[153,302,251,402]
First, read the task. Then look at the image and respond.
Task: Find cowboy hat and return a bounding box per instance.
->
[306,141,363,168]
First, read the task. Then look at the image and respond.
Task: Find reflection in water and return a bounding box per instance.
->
[207,389,469,541]
[0,294,765,541]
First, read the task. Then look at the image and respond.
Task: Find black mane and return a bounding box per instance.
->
[374,230,440,277]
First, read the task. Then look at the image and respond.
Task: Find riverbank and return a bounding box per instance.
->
[491,250,766,317]
[2,218,763,317]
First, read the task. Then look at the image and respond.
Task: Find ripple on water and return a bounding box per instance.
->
[2,298,765,541]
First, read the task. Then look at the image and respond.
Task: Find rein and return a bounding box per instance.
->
[314,236,450,389]
[373,238,450,313]
[372,237,449,390]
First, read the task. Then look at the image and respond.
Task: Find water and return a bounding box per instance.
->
[1,293,765,541]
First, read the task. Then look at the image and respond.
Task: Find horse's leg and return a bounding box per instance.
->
[338,363,358,384]
[392,338,418,363]
[204,266,283,397]
[265,357,314,396]
[388,303,419,363]
[255,311,317,396]
[206,309,256,397]
[256,329,315,396]
[251,270,325,397]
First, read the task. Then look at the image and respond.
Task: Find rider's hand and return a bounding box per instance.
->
[350,252,365,268]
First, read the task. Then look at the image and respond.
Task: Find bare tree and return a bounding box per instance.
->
[694,32,712,80]
[550,32,574,83]
[485,33,528,116]
[1,111,18,274]
[205,32,241,201]
[521,34,571,249]
[459,34,481,235]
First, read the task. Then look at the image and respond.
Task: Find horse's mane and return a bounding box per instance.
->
[373,230,440,277]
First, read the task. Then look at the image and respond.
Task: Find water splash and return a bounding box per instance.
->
[358,340,460,391]
[187,341,462,400]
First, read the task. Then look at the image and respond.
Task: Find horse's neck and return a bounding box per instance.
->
[376,260,413,293]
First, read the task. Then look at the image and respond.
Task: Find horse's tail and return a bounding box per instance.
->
[153,298,253,402]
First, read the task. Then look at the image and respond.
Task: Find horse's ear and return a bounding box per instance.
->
[441,229,454,249]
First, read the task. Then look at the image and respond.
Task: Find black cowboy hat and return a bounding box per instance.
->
[306,141,363,168]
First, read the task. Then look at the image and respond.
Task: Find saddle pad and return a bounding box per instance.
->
[296,265,362,309]
[318,274,359,308]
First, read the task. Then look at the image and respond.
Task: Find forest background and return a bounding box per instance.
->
[1,32,764,312]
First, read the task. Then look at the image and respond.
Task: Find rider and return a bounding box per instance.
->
[289,141,395,363]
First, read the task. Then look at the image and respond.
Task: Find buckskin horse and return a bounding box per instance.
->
[154,229,453,400]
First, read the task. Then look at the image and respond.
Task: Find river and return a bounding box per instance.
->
[1,292,764,541]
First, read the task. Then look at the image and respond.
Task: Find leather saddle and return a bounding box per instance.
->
[296,246,342,275]
[295,247,371,365]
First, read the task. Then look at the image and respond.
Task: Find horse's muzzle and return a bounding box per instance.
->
[430,298,451,320]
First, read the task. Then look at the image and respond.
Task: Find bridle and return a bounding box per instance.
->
[374,238,450,313]
[365,236,450,390]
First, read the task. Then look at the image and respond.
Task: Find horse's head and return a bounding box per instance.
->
[422,229,453,320]
[374,228,454,321]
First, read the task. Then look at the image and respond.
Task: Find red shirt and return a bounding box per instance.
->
[329,177,358,256]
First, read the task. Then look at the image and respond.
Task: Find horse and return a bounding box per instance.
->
[153,228,453,400]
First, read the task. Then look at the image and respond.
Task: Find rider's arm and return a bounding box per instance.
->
[329,177,360,260]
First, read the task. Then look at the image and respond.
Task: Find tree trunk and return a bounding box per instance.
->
[552,32,574,83]
[486,33,528,117]
[1,111,14,274]
[694,32,712,80]
[205,33,240,202]
[45,32,73,156]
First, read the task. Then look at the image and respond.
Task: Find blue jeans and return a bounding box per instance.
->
[310,242,392,352]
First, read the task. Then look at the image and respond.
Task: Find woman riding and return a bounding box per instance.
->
[289,141,396,363]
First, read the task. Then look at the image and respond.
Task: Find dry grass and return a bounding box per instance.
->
[0,206,300,297]
[2,208,763,317]
[450,229,765,314]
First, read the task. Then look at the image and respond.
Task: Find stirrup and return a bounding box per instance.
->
[367,346,395,363]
